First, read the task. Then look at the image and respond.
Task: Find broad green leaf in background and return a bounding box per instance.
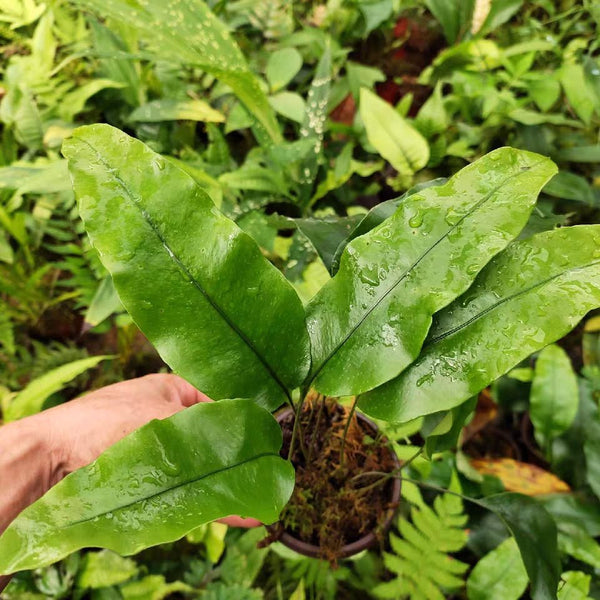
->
[63,125,310,410]
[530,344,579,450]
[554,145,600,163]
[466,537,528,600]
[560,63,598,125]
[425,0,474,44]
[0,399,294,574]
[291,216,362,274]
[543,171,596,206]
[558,523,600,570]
[83,276,123,331]
[266,48,302,93]
[557,571,592,600]
[121,575,191,600]
[0,161,71,195]
[59,79,126,122]
[307,148,556,397]
[360,226,600,423]
[76,551,138,589]
[479,494,560,600]
[4,355,112,422]
[580,380,600,499]
[298,44,332,206]
[69,0,281,144]
[129,99,225,123]
[475,0,524,37]
[268,92,306,123]
[360,88,429,183]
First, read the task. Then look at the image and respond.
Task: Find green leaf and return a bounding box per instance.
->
[84,276,122,330]
[479,494,560,600]
[70,0,281,144]
[298,44,331,205]
[307,148,556,397]
[558,524,600,569]
[360,226,600,423]
[63,125,310,410]
[0,400,294,574]
[59,79,126,122]
[560,63,598,125]
[121,575,191,600]
[346,61,385,102]
[360,88,429,181]
[543,171,596,206]
[292,216,362,274]
[76,551,138,589]
[359,0,394,35]
[0,161,71,195]
[466,538,528,600]
[268,92,306,123]
[425,0,474,44]
[266,48,302,93]
[554,145,600,163]
[4,355,112,422]
[415,83,448,139]
[529,77,561,112]
[476,0,523,37]
[329,178,447,275]
[530,344,579,449]
[129,99,225,123]
[557,571,592,600]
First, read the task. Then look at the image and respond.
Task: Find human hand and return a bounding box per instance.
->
[0,374,260,590]
[34,373,261,527]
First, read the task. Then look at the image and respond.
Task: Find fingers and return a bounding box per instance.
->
[161,374,212,407]
[218,516,261,528]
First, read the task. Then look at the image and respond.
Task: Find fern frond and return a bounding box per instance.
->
[373,491,469,600]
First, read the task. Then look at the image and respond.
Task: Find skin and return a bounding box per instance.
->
[0,374,259,592]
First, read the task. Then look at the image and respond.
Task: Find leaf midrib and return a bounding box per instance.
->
[63,451,278,528]
[427,258,600,346]
[310,162,543,384]
[78,137,290,401]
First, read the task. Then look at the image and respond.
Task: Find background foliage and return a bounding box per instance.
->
[1,0,599,597]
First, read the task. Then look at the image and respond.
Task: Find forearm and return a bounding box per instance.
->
[0,418,60,534]
[0,417,62,589]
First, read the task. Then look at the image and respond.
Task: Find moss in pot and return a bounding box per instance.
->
[270,396,401,561]
[4,127,600,600]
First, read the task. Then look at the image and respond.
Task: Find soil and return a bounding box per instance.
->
[272,396,399,562]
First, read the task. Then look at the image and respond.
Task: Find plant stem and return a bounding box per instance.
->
[307,394,325,464]
[287,397,308,462]
[339,396,358,468]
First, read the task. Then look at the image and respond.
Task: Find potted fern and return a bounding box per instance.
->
[1,123,599,599]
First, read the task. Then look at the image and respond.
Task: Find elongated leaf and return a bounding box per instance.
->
[63,125,310,410]
[129,99,225,123]
[360,226,600,423]
[307,148,556,397]
[360,88,429,180]
[530,344,579,449]
[557,571,591,600]
[329,178,447,274]
[292,216,362,274]
[4,356,112,422]
[479,494,560,600]
[466,537,528,600]
[0,399,294,574]
[70,0,281,144]
[83,276,122,330]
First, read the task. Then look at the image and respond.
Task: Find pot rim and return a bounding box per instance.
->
[272,405,401,560]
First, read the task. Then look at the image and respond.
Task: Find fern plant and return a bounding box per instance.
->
[373,489,469,600]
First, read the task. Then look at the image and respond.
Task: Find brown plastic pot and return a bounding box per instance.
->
[272,407,401,560]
